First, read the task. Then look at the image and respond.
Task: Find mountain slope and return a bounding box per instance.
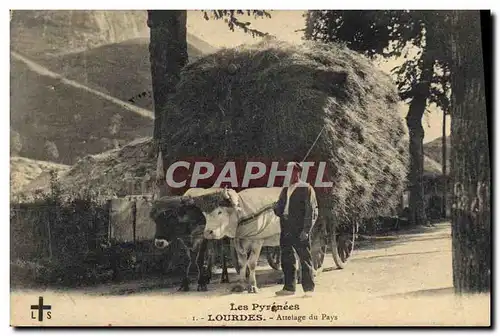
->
[423,155,443,177]
[39,35,214,110]
[10,157,70,196]
[423,136,450,167]
[10,56,153,165]
[19,137,157,198]
[10,10,215,164]
[10,10,149,57]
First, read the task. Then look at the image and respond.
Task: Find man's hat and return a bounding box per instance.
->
[287,161,303,173]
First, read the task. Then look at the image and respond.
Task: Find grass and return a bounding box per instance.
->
[10,57,153,165]
[10,156,70,196]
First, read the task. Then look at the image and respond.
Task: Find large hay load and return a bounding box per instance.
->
[161,40,409,225]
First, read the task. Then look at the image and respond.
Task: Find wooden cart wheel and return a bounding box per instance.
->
[331,221,357,269]
[311,228,328,276]
[265,230,328,273]
[266,246,281,270]
[266,241,326,276]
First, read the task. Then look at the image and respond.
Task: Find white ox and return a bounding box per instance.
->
[191,187,284,293]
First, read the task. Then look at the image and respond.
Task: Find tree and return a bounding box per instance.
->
[142,10,271,158]
[305,10,452,226]
[144,10,271,196]
[147,10,188,155]
[441,110,449,218]
[44,140,59,161]
[201,10,271,37]
[449,10,490,293]
[109,113,123,136]
[10,130,22,156]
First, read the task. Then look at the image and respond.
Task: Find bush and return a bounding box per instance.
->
[10,171,113,286]
[10,130,22,156]
[11,172,190,287]
[44,140,59,161]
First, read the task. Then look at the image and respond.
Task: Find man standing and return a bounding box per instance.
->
[274,162,319,297]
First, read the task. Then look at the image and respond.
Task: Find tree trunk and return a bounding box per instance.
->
[442,112,447,218]
[304,11,316,40]
[406,50,433,227]
[147,10,188,155]
[449,10,491,293]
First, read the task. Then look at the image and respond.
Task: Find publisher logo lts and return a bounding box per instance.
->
[30,296,52,321]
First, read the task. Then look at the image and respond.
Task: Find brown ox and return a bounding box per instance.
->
[150,189,222,291]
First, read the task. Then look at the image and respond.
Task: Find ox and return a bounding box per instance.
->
[191,187,285,293]
[150,188,222,291]
[151,186,301,293]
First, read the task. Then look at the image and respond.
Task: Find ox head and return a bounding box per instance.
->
[150,196,205,250]
[200,187,241,240]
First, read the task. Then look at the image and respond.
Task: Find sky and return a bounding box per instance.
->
[186,10,450,144]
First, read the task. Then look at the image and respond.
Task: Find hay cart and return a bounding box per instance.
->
[225,192,358,275]
[263,213,358,274]
[160,40,408,278]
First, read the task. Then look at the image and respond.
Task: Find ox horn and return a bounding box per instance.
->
[222,186,239,208]
[222,185,230,199]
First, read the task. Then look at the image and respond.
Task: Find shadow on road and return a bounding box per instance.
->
[379,286,454,299]
[12,222,451,297]
[354,249,449,262]
[356,235,448,253]
[356,222,450,252]
[97,262,348,297]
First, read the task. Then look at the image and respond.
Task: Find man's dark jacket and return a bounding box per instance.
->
[273,183,319,234]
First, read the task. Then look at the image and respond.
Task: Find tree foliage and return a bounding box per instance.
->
[305,10,452,115]
[128,10,272,105]
[202,10,272,37]
[305,11,454,226]
[44,140,59,161]
[11,130,22,156]
[109,113,123,136]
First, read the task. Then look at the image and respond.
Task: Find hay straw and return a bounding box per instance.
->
[160,40,409,222]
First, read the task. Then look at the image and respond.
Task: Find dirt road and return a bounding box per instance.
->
[11,222,490,327]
